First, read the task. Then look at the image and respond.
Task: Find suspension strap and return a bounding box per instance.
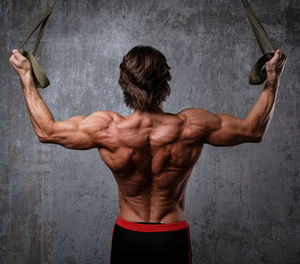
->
[18,0,57,88]
[241,0,276,85]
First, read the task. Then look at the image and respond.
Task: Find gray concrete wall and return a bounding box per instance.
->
[1,0,299,263]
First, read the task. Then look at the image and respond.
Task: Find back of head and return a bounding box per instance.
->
[119,46,172,111]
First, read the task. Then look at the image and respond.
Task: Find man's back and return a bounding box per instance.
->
[97,109,205,223]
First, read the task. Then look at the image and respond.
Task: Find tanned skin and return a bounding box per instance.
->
[9,49,287,223]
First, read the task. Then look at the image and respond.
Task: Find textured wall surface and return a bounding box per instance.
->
[1,0,300,263]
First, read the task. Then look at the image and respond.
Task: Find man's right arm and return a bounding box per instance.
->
[184,49,287,147]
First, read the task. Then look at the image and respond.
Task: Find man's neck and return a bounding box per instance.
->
[133,102,164,114]
[133,108,164,115]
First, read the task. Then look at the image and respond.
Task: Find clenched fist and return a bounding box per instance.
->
[9,49,32,78]
[265,49,287,86]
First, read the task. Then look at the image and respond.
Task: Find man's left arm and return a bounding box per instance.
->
[9,49,111,150]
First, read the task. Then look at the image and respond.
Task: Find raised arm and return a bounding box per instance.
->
[41,112,113,149]
[9,49,114,150]
[181,49,287,146]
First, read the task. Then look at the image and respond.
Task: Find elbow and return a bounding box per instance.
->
[37,123,55,143]
[242,121,264,143]
[243,124,263,142]
[38,135,47,143]
[243,127,263,143]
[251,132,264,143]
[37,133,51,143]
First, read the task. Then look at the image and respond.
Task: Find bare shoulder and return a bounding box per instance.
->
[176,108,221,141]
[88,110,123,120]
[83,110,124,130]
[177,108,220,125]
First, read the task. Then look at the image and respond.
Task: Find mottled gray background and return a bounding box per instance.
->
[1,0,299,263]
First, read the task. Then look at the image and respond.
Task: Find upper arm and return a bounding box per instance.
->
[205,113,262,146]
[42,111,114,150]
[180,108,262,146]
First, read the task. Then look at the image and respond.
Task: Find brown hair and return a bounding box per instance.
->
[118,46,172,111]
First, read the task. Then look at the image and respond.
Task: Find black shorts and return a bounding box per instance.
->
[110,216,192,264]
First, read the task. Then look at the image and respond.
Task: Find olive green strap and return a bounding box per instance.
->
[241,0,276,85]
[18,0,57,88]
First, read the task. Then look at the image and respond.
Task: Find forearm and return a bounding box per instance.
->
[245,75,279,137]
[21,73,55,140]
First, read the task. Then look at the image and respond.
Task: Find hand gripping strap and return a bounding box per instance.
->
[248,52,274,85]
[20,50,50,88]
[18,0,56,88]
[241,0,276,85]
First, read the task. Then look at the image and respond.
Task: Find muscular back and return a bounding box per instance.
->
[45,104,266,223]
[96,110,205,223]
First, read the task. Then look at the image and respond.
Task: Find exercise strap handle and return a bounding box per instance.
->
[241,0,277,85]
[18,0,57,88]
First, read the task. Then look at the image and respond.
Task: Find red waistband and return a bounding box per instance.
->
[115,216,189,232]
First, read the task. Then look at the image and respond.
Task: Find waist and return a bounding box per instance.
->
[118,199,185,223]
[116,215,189,232]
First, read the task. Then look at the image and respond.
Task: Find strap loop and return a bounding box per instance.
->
[241,0,276,85]
[18,0,57,88]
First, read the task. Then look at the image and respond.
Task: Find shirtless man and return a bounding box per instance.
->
[9,46,286,264]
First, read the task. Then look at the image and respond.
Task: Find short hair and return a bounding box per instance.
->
[118,46,172,111]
